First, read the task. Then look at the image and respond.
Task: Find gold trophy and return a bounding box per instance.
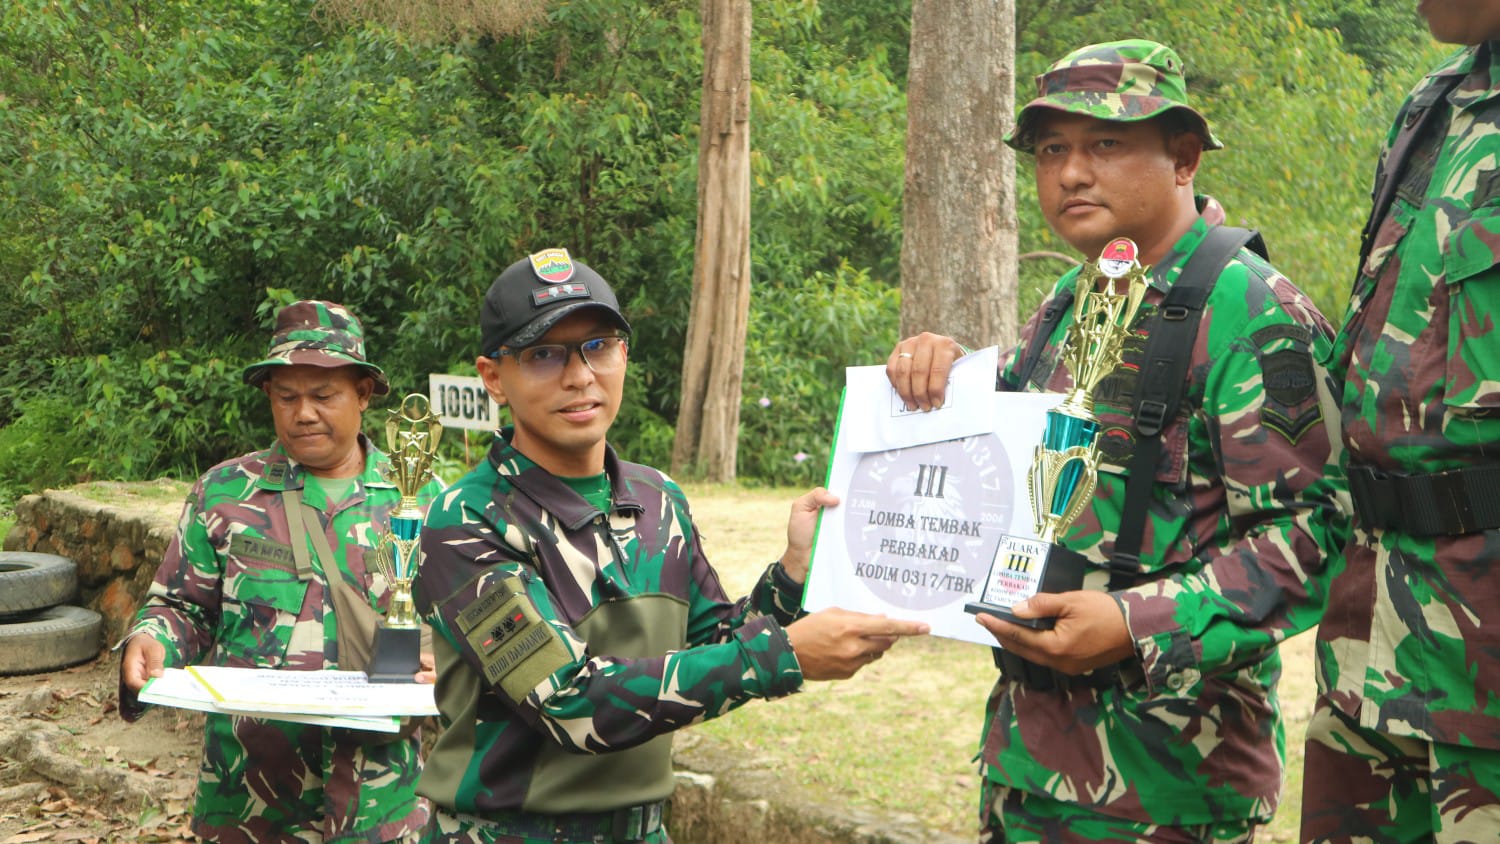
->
[966,237,1149,629]
[368,394,444,683]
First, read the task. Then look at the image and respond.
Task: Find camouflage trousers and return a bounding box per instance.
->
[979,780,1256,844]
[421,807,671,844]
[193,828,424,843]
[1301,698,1500,843]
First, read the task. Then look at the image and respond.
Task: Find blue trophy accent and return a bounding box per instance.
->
[390,514,421,545]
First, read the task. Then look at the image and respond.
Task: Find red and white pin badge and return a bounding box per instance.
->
[1096,237,1139,279]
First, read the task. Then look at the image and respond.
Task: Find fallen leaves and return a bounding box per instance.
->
[0,785,193,844]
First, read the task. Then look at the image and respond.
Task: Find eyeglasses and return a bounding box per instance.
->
[488,335,628,380]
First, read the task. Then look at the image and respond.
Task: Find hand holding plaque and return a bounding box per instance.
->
[966,238,1149,629]
[368,394,444,683]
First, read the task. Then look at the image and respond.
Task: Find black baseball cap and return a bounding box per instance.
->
[479,248,632,355]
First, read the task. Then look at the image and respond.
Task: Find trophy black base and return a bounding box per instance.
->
[367,625,422,683]
[964,601,1058,630]
[964,543,1090,632]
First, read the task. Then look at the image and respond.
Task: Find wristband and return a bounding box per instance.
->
[771,559,805,594]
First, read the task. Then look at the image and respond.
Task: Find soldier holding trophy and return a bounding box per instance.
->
[889,40,1347,842]
[119,300,442,842]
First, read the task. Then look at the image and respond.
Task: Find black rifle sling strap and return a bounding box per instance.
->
[1357,71,1462,274]
[1008,289,1075,391]
[1108,226,1266,590]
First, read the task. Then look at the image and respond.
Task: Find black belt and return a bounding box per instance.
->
[437,800,666,842]
[1347,463,1500,536]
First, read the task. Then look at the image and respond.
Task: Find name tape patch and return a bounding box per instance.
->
[226,533,296,571]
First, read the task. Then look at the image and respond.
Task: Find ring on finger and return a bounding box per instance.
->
[897,352,914,359]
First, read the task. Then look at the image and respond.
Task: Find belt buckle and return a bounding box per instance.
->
[1348,465,1396,528]
[1433,467,1475,534]
[611,804,645,841]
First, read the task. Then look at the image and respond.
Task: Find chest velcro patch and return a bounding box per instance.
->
[226,533,296,572]
[455,576,571,704]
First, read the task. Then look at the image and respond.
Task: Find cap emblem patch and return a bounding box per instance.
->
[529,248,575,284]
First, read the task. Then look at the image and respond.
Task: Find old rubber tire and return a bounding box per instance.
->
[0,605,104,675]
[0,552,78,618]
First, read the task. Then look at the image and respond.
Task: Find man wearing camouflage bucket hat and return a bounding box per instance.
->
[887,39,1345,841]
[118,300,444,842]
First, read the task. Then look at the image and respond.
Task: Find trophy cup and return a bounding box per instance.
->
[966,237,1149,629]
[368,394,444,683]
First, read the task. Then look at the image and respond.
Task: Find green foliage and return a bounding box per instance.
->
[0,0,906,493]
[1301,0,1434,79]
[1010,1,1440,318]
[0,398,89,505]
[739,263,900,486]
[1,0,500,490]
[0,0,1443,499]
[70,346,263,481]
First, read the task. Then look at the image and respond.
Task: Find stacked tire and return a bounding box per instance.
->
[0,552,104,676]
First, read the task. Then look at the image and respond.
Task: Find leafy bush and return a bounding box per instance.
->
[68,347,264,481]
[0,0,1440,500]
[738,264,899,486]
[0,398,90,506]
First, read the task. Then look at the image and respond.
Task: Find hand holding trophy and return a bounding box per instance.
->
[966,237,1149,629]
[368,394,444,683]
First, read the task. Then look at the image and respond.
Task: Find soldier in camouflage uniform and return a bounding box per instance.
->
[413,249,929,843]
[119,300,442,843]
[888,40,1347,842]
[1301,5,1500,841]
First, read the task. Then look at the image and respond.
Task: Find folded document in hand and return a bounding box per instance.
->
[139,666,439,732]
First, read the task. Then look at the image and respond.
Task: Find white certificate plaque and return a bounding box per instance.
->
[804,356,1061,646]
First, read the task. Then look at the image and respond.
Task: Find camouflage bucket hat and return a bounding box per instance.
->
[242,300,390,395]
[1004,38,1223,153]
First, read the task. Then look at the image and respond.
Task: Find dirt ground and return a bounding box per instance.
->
[0,652,202,843]
[0,619,1319,844]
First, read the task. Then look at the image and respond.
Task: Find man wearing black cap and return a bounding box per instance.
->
[413,248,929,843]
[119,300,442,842]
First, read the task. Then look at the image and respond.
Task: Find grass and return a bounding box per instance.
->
[679,481,1317,841]
[65,478,189,508]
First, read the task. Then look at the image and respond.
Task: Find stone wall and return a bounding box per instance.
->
[4,481,186,644]
[2,484,966,844]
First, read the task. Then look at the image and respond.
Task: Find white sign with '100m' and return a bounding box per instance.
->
[428,374,501,432]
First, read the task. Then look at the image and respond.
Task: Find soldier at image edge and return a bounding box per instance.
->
[1301,3,1500,841]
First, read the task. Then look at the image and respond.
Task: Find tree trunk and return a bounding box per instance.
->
[900,0,1017,351]
[671,0,752,482]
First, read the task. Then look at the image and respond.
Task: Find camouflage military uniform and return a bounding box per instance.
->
[413,430,805,844]
[1302,42,1500,841]
[123,436,440,843]
[980,197,1346,836]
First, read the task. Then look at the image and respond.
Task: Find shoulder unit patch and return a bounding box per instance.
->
[454,575,572,704]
